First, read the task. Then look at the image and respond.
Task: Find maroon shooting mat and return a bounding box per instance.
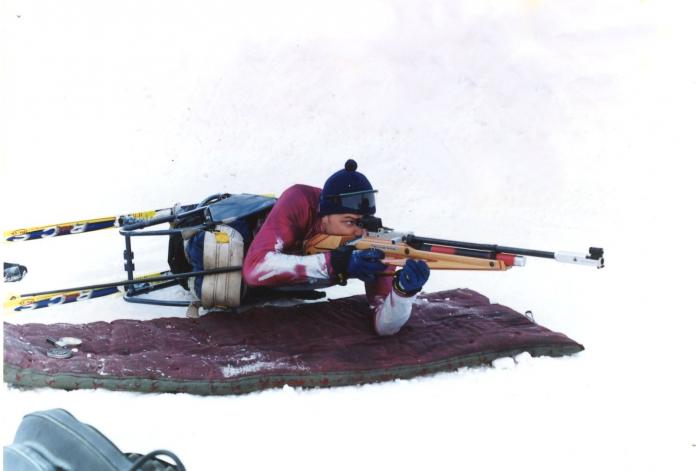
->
[4,289,583,395]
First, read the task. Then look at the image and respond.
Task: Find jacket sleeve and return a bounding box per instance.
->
[365,274,418,336]
[243,186,333,287]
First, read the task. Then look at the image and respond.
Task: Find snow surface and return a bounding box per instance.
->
[2,0,695,469]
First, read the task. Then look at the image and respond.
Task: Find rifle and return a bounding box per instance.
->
[304,216,604,271]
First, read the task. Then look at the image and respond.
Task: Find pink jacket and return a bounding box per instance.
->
[243,184,417,335]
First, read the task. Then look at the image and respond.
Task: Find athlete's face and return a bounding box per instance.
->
[321,213,367,238]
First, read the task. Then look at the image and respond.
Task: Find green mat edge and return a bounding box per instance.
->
[4,343,583,396]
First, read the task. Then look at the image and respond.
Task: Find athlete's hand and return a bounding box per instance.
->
[394,259,429,295]
[347,248,388,282]
[331,247,388,284]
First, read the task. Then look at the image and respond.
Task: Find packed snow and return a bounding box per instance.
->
[1,1,695,470]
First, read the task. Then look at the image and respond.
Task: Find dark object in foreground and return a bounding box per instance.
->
[4,262,27,283]
[4,409,185,470]
[4,289,583,395]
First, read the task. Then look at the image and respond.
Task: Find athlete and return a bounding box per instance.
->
[243,160,429,335]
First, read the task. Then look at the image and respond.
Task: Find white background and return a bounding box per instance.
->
[2,1,695,470]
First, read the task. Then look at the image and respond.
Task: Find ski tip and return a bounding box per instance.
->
[3,293,22,311]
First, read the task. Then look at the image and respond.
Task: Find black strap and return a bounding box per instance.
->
[329,246,355,286]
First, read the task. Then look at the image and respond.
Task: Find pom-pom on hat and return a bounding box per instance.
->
[319,159,377,216]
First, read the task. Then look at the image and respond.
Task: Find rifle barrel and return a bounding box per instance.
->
[405,235,556,259]
[405,235,604,268]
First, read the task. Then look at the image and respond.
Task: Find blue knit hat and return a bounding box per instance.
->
[319,159,377,216]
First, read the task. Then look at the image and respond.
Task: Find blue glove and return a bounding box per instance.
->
[347,248,388,282]
[394,259,430,295]
[331,247,388,284]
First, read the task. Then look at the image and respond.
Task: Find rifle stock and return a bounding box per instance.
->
[304,233,514,271]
